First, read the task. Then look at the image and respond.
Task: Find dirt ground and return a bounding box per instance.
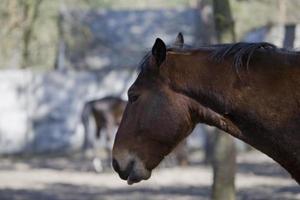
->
[0,150,298,200]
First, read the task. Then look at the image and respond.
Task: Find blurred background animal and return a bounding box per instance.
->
[81,96,126,171]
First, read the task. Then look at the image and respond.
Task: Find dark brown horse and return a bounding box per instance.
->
[81,96,126,171]
[82,96,126,151]
[112,33,300,185]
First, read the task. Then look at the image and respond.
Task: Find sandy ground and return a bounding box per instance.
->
[0,151,298,200]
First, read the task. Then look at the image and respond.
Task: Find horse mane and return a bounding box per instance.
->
[211,42,278,71]
[139,42,300,73]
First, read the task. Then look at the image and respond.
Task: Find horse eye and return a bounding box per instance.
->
[129,94,139,103]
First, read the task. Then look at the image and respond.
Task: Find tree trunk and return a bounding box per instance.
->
[212,129,236,200]
[278,0,287,26]
[196,0,217,46]
[213,0,236,43]
[21,0,43,68]
[212,0,236,200]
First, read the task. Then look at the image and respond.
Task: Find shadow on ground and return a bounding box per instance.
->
[0,183,299,200]
[0,151,299,200]
[0,154,105,172]
[237,185,300,200]
[0,184,210,200]
[237,161,291,178]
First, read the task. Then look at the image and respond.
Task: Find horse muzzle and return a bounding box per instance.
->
[112,153,151,185]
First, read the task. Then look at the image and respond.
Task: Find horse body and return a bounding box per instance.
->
[166,47,300,182]
[112,34,300,184]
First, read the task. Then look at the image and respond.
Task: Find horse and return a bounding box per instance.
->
[112,33,300,185]
[81,96,126,171]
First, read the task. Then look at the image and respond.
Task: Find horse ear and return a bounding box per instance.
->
[152,38,166,66]
[174,32,184,47]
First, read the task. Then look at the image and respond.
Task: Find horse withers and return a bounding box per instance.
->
[112,33,300,185]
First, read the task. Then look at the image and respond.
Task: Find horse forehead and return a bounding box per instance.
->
[130,77,161,93]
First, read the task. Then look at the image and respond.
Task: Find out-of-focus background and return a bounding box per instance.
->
[0,0,299,199]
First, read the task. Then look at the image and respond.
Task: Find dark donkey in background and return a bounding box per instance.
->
[112,33,300,185]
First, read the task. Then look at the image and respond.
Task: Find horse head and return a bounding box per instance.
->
[112,34,201,184]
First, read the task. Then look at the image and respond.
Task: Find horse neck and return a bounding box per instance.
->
[165,50,300,183]
[165,50,236,114]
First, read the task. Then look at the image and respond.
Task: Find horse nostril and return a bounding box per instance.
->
[112,158,135,180]
[112,158,120,173]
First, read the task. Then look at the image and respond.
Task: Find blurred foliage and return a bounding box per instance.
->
[0,0,299,70]
[0,0,191,70]
[83,0,192,8]
[231,0,300,39]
